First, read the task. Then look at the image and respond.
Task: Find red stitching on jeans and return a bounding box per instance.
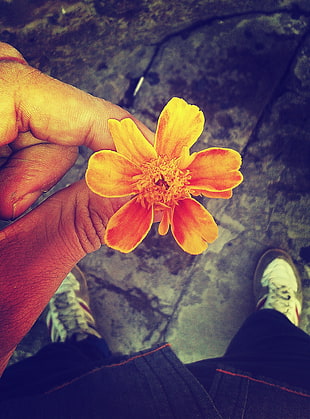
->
[216,368,310,398]
[44,343,172,394]
[101,343,171,368]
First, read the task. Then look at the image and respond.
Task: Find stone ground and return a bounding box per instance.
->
[1,0,310,365]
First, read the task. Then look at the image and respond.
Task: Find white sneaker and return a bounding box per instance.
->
[253,249,302,326]
[46,266,102,342]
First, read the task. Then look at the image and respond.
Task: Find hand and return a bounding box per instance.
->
[0,42,153,372]
[0,41,154,251]
[0,42,153,220]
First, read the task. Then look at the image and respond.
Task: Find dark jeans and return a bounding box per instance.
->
[187,309,310,392]
[1,309,310,401]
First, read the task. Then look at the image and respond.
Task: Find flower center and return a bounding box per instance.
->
[133,155,191,208]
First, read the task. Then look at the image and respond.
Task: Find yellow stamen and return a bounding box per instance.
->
[133,155,191,208]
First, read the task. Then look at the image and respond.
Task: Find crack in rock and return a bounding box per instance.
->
[89,273,171,318]
[121,5,310,109]
[242,27,310,156]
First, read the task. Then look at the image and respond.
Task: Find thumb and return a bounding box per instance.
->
[0,179,123,360]
[1,179,122,259]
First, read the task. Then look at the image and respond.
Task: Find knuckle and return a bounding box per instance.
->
[74,197,107,254]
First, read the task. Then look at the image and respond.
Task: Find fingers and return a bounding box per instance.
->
[0,131,78,219]
[0,43,155,220]
[0,60,154,152]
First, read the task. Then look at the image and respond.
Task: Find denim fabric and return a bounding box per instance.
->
[0,335,112,400]
[1,310,310,418]
[0,343,309,418]
[187,309,310,392]
[0,344,221,419]
[210,366,310,418]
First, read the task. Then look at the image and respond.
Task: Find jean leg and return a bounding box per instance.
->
[224,309,310,358]
[187,309,310,391]
[0,336,112,400]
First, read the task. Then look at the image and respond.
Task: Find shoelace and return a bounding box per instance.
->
[261,258,298,292]
[264,282,296,314]
[260,258,301,324]
[48,282,97,342]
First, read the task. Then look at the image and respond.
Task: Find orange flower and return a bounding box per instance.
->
[85,97,243,254]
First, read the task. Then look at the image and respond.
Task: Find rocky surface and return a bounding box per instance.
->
[1,0,309,365]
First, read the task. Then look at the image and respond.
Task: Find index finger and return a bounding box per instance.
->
[0,45,154,151]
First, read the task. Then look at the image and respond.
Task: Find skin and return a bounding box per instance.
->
[0,42,154,375]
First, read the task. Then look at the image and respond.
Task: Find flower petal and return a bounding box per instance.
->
[104,197,153,253]
[108,118,157,165]
[192,189,233,199]
[188,148,243,191]
[171,198,218,255]
[158,208,171,236]
[86,150,140,197]
[155,97,204,158]
[177,146,196,169]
